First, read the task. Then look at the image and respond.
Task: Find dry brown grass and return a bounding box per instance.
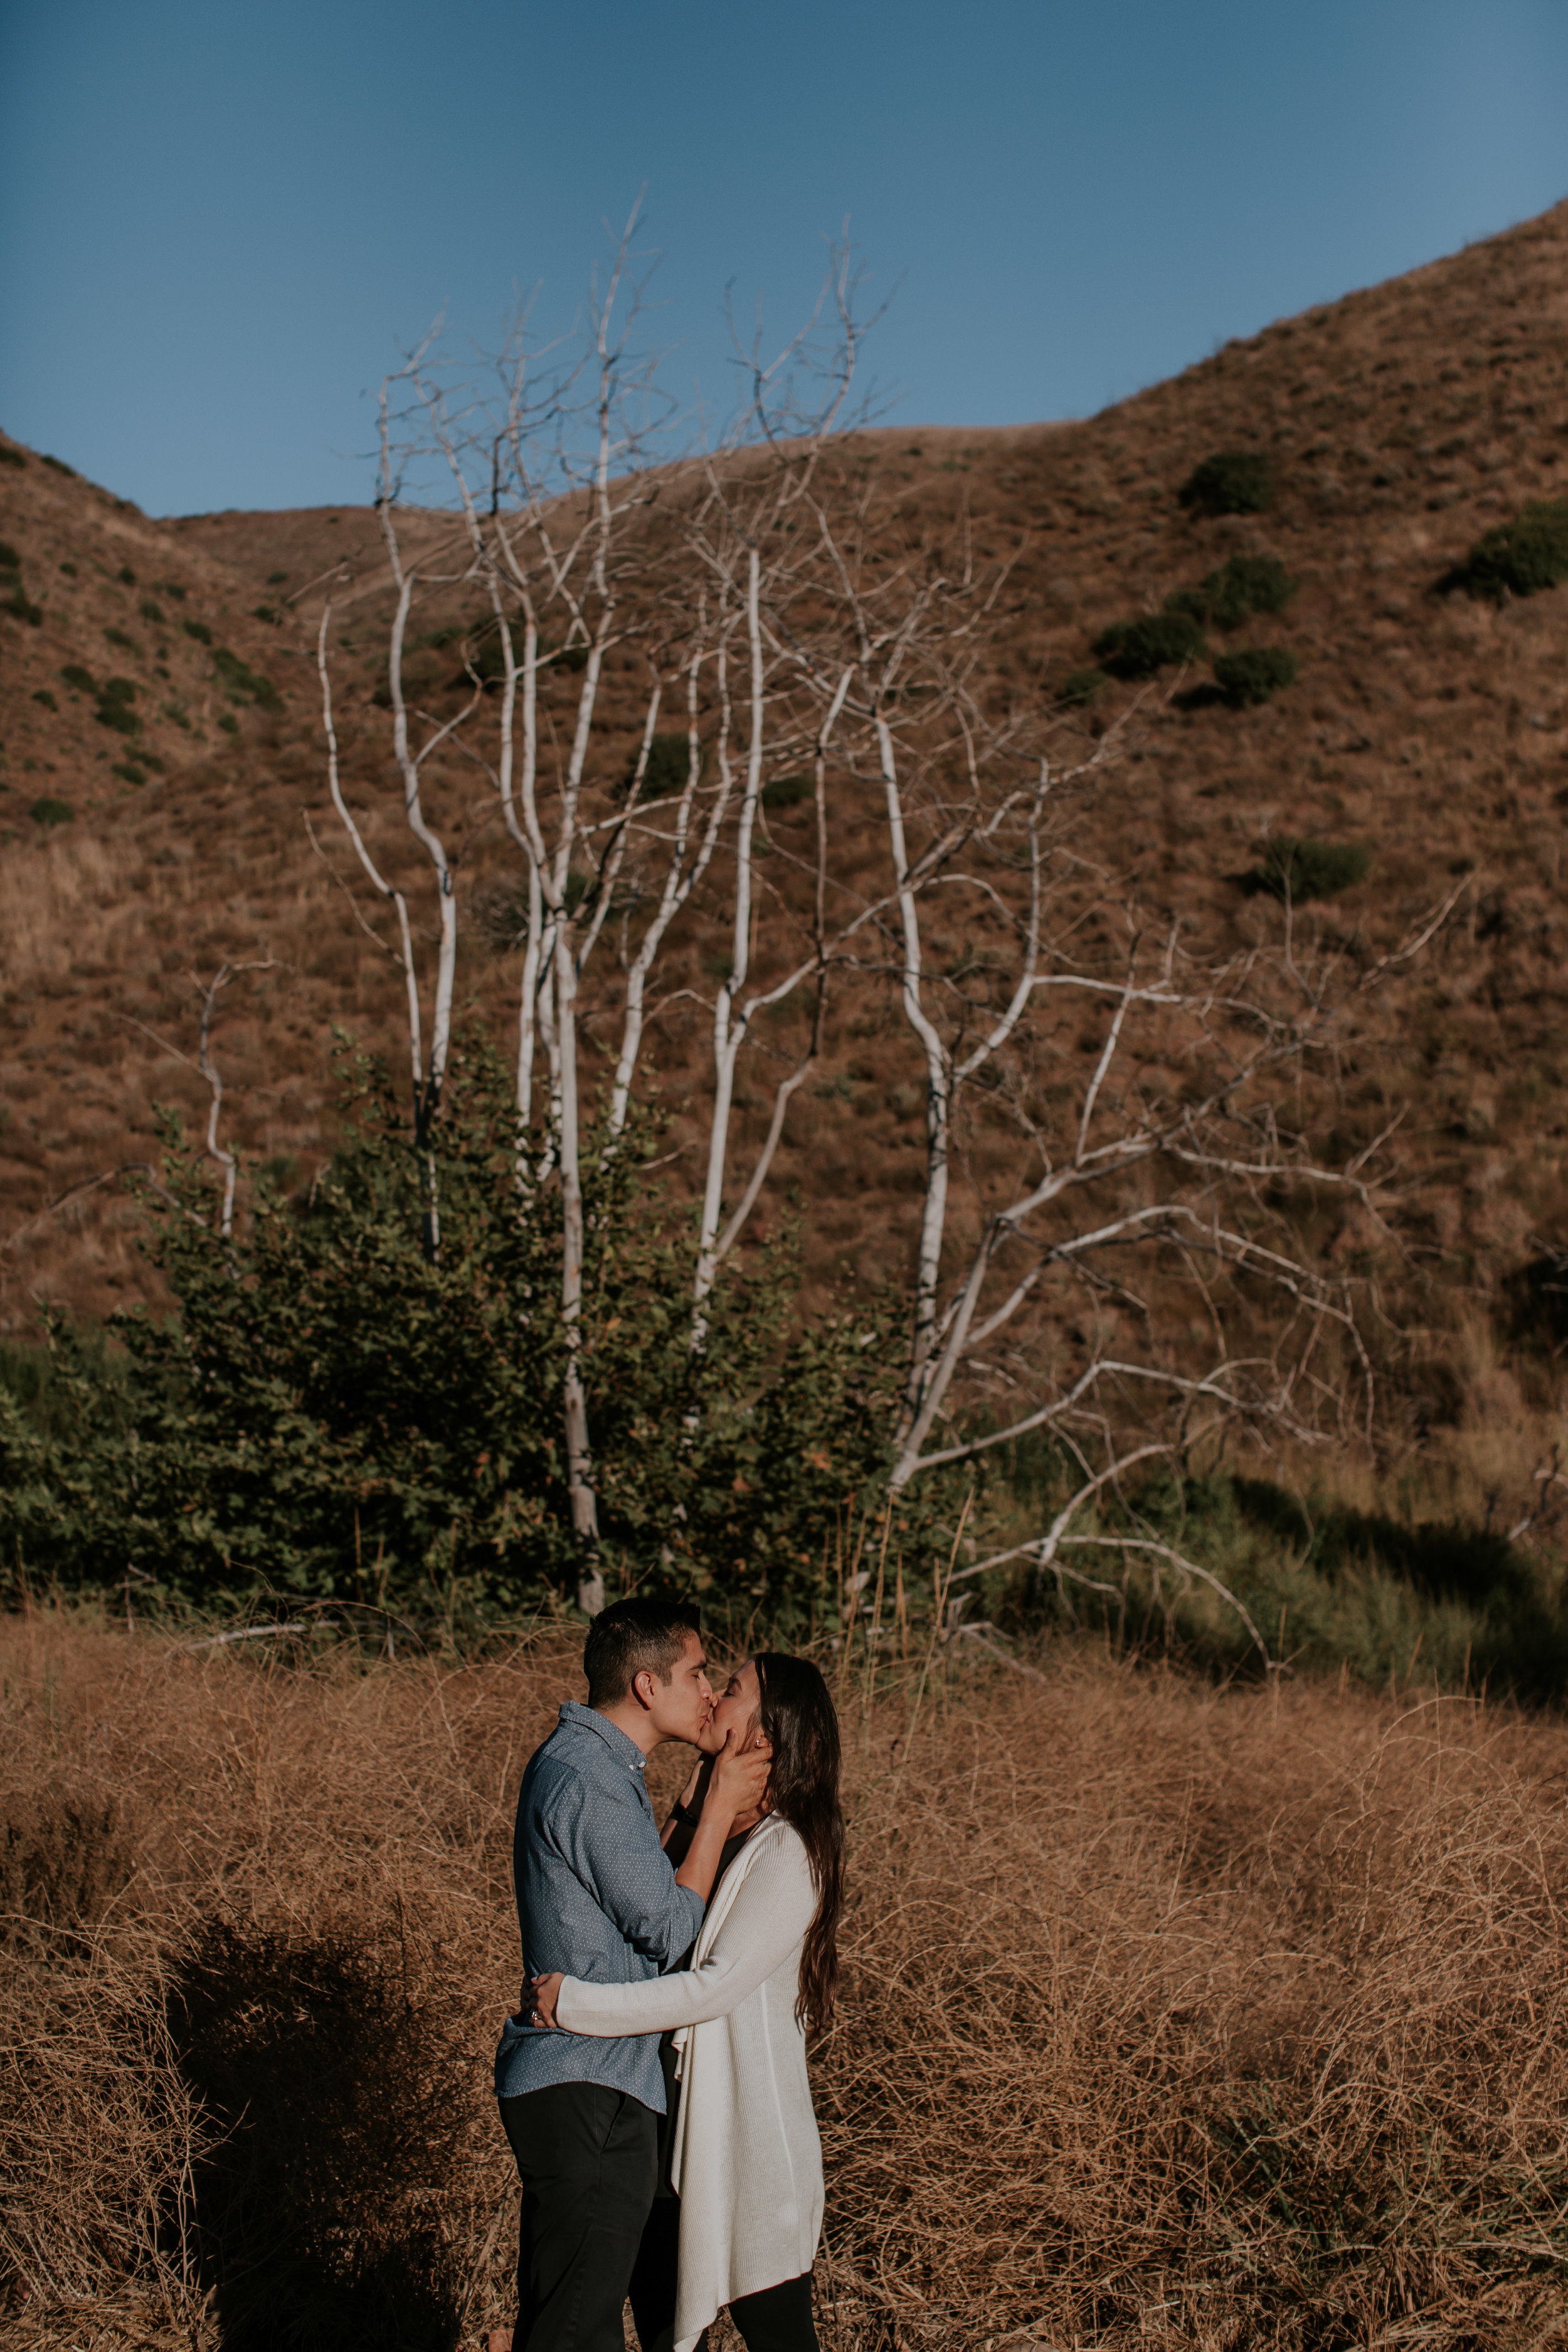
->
[5,1613,1568,2351]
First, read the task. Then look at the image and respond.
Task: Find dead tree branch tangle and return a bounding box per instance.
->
[315,223,1433,1632]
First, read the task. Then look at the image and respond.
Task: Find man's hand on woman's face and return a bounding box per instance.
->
[522,1971,564,2029]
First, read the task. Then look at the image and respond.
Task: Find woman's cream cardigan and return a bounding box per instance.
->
[554,1814,822,2352]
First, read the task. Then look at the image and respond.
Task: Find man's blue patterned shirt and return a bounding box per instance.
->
[494,1700,705,2112]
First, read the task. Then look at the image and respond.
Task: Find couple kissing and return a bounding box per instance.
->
[494,1596,845,2352]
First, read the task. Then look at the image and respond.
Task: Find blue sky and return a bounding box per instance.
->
[3,0,1565,517]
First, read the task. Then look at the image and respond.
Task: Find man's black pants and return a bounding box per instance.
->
[500,2082,659,2352]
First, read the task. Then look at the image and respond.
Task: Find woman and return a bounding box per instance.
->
[528,1653,844,2352]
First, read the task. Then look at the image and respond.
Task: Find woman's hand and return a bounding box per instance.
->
[523,1971,564,2029]
[704,1724,772,1827]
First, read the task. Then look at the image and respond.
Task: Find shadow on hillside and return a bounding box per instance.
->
[168,1920,474,2352]
[1229,1475,1568,1702]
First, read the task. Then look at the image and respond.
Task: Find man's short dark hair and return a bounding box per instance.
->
[583,1596,702,1708]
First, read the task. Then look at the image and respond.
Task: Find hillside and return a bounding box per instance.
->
[4,201,1568,1490]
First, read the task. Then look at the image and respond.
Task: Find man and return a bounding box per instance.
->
[495,1596,771,2352]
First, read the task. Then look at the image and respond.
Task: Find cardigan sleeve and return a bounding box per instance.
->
[554,1830,817,2037]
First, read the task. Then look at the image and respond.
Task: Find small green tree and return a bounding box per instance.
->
[1444,500,1568,601]
[1179,450,1274,516]
[1092,610,1206,680]
[1,1038,931,1630]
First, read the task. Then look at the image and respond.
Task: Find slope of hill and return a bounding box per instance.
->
[4,202,1568,1493]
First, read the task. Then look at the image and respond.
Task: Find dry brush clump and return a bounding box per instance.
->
[5,1611,1568,2351]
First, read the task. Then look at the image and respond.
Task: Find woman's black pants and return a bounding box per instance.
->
[628,2196,818,2352]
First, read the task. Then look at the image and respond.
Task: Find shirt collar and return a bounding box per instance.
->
[559,1699,649,1773]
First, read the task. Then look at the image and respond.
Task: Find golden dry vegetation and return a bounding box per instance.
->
[6,1610,1568,2351]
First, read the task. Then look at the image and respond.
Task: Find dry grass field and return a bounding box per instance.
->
[6,1608,1568,2351]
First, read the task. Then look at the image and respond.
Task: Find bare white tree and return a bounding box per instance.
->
[309,216,1444,1641]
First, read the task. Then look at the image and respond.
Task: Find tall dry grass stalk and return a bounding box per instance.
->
[4,1610,1568,2350]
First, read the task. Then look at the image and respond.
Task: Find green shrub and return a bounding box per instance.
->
[5,593,43,627]
[1166,554,1298,630]
[1213,646,1298,707]
[1444,499,1568,601]
[1179,450,1274,516]
[761,771,812,811]
[267,569,289,585]
[623,731,702,801]
[111,760,148,785]
[0,445,25,469]
[0,1045,936,1623]
[213,646,278,708]
[96,701,141,738]
[217,712,240,735]
[1058,667,1106,707]
[29,797,74,827]
[1254,836,1369,902]
[253,603,282,625]
[117,564,135,586]
[155,579,186,601]
[59,664,95,693]
[100,676,137,704]
[103,626,139,653]
[1093,610,1207,680]
[0,540,19,570]
[139,597,165,625]
[183,618,214,646]
[58,561,77,577]
[41,454,77,477]
[31,689,57,711]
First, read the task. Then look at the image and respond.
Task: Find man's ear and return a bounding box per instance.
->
[630,1666,657,1713]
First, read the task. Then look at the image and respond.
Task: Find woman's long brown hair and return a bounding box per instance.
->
[754,1651,844,2032]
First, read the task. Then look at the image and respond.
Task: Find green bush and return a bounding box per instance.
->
[213,647,279,708]
[1213,646,1298,707]
[1057,667,1106,707]
[29,797,74,828]
[139,597,165,626]
[0,1043,943,1626]
[761,772,812,811]
[267,569,289,586]
[155,579,186,601]
[183,618,214,646]
[112,760,148,786]
[95,677,140,736]
[1166,555,1298,630]
[1254,836,1369,902]
[59,664,95,693]
[217,712,240,735]
[41,453,77,477]
[117,565,136,586]
[103,626,139,653]
[0,540,19,570]
[31,689,57,712]
[0,445,25,469]
[1093,610,1207,680]
[5,593,43,627]
[1444,500,1568,601]
[623,731,702,801]
[1179,450,1274,516]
